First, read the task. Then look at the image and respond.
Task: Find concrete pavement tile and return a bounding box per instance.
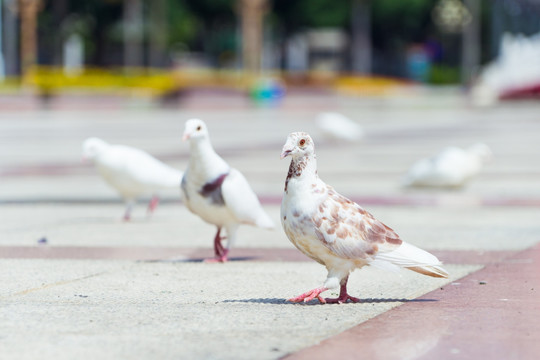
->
[0,260,477,360]
[2,204,539,252]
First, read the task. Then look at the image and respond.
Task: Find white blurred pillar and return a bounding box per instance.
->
[124,0,144,68]
[285,33,308,73]
[461,0,480,84]
[351,0,371,74]
[63,33,83,76]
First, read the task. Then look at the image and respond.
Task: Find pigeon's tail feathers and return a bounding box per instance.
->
[368,259,401,273]
[373,242,449,278]
[407,264,449,278]
[138,161,183,190]
[255,211,275,230]
[157,168,184,189]
[400,174,415,187]
[221,169,275,230]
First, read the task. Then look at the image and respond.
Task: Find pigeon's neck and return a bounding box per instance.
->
[188,137,229,178]
[285,154,317,192]
[189,136,214,155]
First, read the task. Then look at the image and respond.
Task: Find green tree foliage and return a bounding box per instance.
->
[167,0,201,47]
[372,0,438,47]
[273,0,352,32]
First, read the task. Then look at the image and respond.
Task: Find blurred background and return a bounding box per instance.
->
[0,0,538,103]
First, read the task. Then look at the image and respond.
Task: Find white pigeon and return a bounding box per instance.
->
[180,118,274,262]
[471,32,540,106]
[402,143,492,188]
[280,132,448,304]
[82,137,183,221]
[315,112,364,142]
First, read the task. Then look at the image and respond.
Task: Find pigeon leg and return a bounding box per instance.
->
[324,277,361,304]
[146,195,160,216]
[214,227,225,256]
[123,201,134,222]
[288,287,328,304]
[204,227,229,263]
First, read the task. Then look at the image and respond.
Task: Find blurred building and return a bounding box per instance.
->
[0,0,539,84]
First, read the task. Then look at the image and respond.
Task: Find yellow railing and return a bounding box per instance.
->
[20,66,406,97]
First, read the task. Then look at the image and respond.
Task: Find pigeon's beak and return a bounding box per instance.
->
[182,132,190,142]
[280,149,292,159]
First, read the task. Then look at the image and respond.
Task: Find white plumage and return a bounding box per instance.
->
[315,112,364,142]
[402,143,492,188]
[280,132,448,304]
[82,137,183,220]
[471,32,540,106]
[180,118,274,262]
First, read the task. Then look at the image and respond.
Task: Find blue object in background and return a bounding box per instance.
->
[407,45,431,83]
[249,78,286,105]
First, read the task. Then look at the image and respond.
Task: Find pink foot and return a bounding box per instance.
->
[147,196,159,215]
[288,287,328,304]
[324,281,361,304]
[204,249,229,263]
[123,204,133,222]
[324,294,361,304]
[204,255,228,263]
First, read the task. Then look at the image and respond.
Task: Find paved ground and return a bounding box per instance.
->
[0,89,539,359]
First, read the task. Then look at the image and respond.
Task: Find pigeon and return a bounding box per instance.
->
[402,143,492,188]
[280,132,448,304]
[315,112,364,142]
[180,118,274,262]
[471,32,540,106]
[82,137,183,221]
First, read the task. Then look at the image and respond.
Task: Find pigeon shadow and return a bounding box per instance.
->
[59,217,158,225]
[222,298,437,305]
[142,256,258,264]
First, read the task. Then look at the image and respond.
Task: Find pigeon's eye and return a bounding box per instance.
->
[196,126,201,131]
[299,139,306,146]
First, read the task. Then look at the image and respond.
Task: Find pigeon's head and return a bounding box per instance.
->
[82,137,109,161]
[468,143,492,163]
[183,118,209,142]
[280,132,315,160]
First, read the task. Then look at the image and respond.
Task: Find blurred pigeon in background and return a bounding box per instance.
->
[471,32,540,106]
[315,112,364,142]
[402,143,492,188]
[181,118,274,262]
[280,132,448,304]
[82,137,183,221]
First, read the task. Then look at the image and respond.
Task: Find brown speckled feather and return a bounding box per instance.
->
[311,184,402,260]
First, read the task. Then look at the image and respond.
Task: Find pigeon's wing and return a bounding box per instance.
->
[430,147,471,184]
[404,147,467,186]
[221,168,274,228]
[435,147,467,169]
[119,146,183,189]
[316,112,363,141]
[312,186,402,260]
[313,186,447,277]
[402,157,434,186]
